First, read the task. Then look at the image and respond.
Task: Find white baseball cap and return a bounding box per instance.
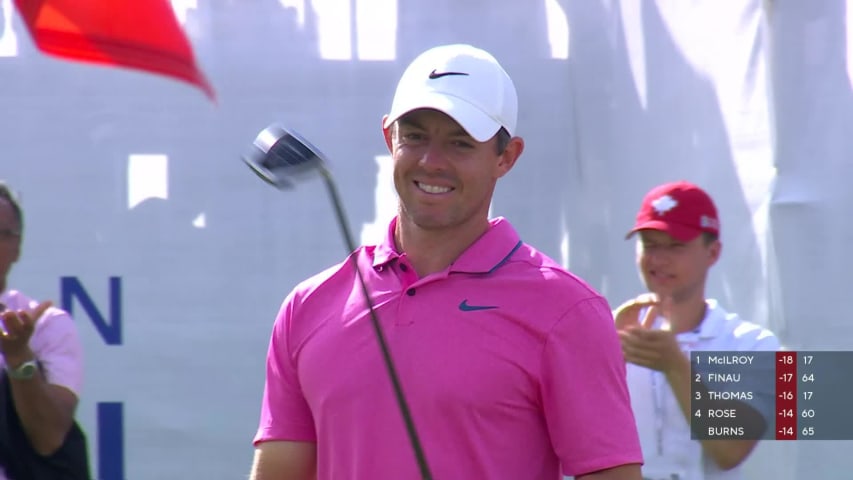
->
[383,44,518,142]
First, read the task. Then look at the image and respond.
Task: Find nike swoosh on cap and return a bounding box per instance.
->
[458,300,498,311]
[428,69,469,79]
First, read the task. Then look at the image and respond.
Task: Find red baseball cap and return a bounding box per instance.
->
[626,181,720,242]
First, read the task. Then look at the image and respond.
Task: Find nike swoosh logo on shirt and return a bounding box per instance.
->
[458,300,498,312]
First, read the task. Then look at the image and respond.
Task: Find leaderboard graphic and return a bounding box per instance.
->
[691,351,849,440]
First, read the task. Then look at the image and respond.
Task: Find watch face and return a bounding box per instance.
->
[19,363,37,377]
[9,360,38,379]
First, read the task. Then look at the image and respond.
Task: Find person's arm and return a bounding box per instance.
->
[665,352,761,470]
[544,296,644,477]
[249,440,317,480]
[617,299,768,471]
[6,349,78,455]
[576,464,642,479]
[2,302,80,455]
[251,292,318,479]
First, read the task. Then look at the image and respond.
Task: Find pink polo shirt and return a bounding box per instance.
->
[255,217,642,479]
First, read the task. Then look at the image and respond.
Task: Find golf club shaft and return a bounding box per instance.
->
[318,168,433,480]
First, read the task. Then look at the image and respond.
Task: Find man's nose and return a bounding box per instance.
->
[418,142,450,171]
[645,247,669,264]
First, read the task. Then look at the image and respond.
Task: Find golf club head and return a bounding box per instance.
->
[242,124,328,190]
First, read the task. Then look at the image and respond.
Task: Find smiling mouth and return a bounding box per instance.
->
[649,270,675,281]
[415,181,453,194]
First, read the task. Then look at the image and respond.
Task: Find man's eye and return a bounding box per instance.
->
[452,140,474,148]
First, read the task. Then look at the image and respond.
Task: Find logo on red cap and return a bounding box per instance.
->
[627,181,720,242]
[651,195,678,215]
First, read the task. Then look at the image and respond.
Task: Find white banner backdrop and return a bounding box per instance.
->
[1,0,850,478]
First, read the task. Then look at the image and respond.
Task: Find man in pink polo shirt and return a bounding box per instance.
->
[251,44,643,480]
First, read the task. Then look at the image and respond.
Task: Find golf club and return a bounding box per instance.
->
[242,124,432,480]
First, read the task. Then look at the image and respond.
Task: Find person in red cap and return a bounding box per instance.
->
[614,180,780,479]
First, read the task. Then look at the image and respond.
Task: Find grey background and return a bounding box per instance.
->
[2,0,852,478]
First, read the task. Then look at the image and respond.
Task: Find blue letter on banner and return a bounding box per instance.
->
[60,276,122,345]
[97,402,125,480]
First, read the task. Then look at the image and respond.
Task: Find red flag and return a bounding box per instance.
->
[13,0,215,100]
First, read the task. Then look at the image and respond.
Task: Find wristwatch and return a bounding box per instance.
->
[6,359,39,380]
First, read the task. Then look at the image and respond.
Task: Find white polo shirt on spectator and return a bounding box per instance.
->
[626,299,780,480]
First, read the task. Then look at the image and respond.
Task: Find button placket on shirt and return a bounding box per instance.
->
[395,259,421,326]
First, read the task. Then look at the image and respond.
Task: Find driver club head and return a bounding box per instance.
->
[242,124,328,190]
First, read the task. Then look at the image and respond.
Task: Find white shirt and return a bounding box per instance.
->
[625,299,780,480]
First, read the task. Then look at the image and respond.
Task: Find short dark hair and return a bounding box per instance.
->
[702,232,718,245]
[495,127,511,155]
[0,182,23,234]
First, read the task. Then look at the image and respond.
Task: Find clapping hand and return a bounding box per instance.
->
[614,294,682,373]
[1,300,51,364]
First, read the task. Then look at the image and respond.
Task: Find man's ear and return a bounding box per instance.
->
[9,237,20,265]
[707,239,722,267]
[382,115,393,153]
[495,136,524,178]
